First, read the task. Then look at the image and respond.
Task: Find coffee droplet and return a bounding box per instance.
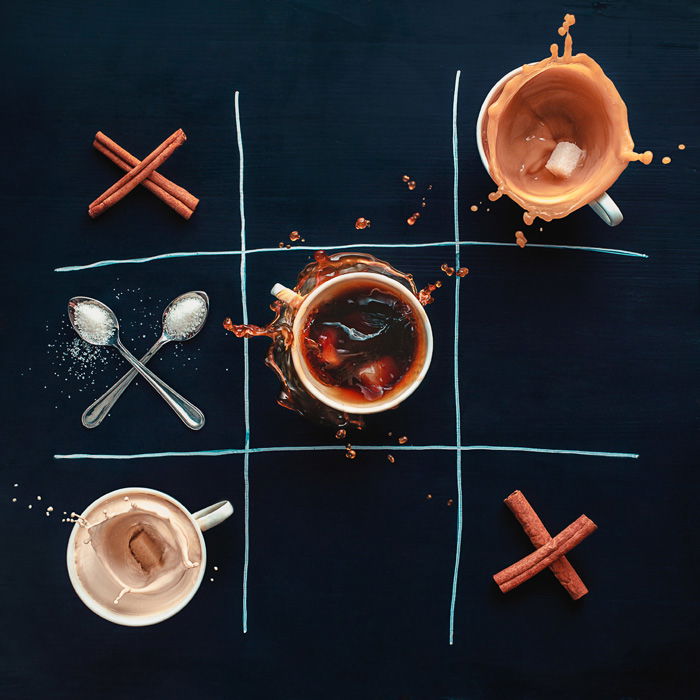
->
[335,428,346,440]
[387,454,395,463]
[402,175,410,182]
[345,444,357,460]
[289,230,301,241]
[426,494,433,500]
[662,156,671,164]
[678,144,686,150]
[406,212,420,226]
[515,231,528,248]
[470,205,478,212]
[407,180,416,190]
[398,436,408,445]
[456,267,469,277]
[278,242,285,248]
[441,263,455,277]
[447,498,454,506]
[355,217,370,230]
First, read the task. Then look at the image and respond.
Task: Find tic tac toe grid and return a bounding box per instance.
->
[53,77,645,645]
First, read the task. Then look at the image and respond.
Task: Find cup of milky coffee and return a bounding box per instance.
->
[271,272,433,415]
[66,487,233,626]
[475,14,652,227]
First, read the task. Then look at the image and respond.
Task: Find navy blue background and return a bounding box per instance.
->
[1,1,698,698]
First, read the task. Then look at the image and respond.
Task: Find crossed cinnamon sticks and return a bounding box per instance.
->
[89,129,199,219]
[493,490,597,598]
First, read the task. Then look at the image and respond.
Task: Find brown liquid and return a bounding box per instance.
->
[71,491,201,618]
[302,281,418,402]
[355,217,371,229]
[407,212,421,226]
[482,13,652,225]
[225,251,429,428]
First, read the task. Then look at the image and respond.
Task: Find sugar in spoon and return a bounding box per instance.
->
[81,291,209,429]
[68,296,205,431]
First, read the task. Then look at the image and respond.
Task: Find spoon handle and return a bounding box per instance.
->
[82,337,167,429]
[114,341,205,431]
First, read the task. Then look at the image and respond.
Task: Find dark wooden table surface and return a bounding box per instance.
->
[1,1,698,697]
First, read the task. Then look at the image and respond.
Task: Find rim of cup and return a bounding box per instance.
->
[475,65,525,172]
[290,272,433,414]
[66,487,207,627]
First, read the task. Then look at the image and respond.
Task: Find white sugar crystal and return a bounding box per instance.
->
[73,302,115,344]
[545,141,585,178]
[164,295,207,338]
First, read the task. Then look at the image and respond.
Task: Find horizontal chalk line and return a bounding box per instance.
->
[53,444,639,460]
[54,241,648,272]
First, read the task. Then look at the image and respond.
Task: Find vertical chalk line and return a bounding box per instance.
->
[449,69,463,646]
[235,90,251,634]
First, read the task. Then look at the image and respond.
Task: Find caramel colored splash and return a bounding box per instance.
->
[289,230,301,241]
[355,217,370,230]
[481,13,653,225]
[515,231,528,248]
[407,212,421,226]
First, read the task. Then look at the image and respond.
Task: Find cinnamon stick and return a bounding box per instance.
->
[505,490,589,599]
[494,514,597,593]
[88,129,185,218]
[93,131,199,217]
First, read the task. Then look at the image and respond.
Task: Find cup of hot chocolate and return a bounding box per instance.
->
[66,487,233,626]
[271,271,433,415]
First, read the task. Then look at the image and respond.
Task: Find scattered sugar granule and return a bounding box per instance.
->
[545,141,585,178]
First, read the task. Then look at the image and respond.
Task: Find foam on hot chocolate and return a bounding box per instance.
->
[482,14,653,225]
[71,491,201,617]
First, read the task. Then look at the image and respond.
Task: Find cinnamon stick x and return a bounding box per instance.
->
[505,490,589,599]
[93,131,199,219]
[494,514,597,594]
[88,129,185,218]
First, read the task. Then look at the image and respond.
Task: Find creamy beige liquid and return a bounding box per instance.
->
[71,491,202,618]
[482,14,652,225]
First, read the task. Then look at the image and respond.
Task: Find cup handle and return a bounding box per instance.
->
[271,283,304,309]
[588,192,623,226]
[192,500,233,532]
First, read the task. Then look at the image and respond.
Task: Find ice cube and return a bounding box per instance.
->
[545,141,585,178]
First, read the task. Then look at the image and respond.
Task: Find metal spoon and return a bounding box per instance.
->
[81,291,209,429]
[68,296,205,431]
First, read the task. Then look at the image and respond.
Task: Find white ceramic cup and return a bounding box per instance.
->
[271,271,433,414]
[66,487,233,627]
[476,66,623,227]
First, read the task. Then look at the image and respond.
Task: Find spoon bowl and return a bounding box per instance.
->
[161,290,209,342]
[67,296,120,346]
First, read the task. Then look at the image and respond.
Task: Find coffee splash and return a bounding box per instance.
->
[482,13,653,225]
[224,250,435,428]
[71,492,201,616]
